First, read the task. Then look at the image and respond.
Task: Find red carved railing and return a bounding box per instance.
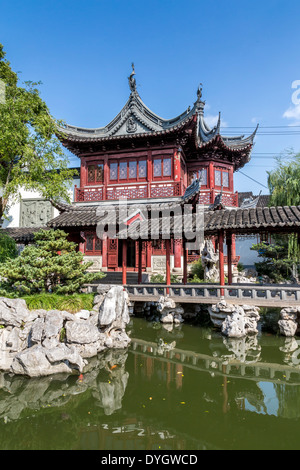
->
[150,182,181,198]
[75,186,103,202]
[74,184,238,205]
[106,185,148,200]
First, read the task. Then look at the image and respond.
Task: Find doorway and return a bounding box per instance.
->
[118,239,136,268]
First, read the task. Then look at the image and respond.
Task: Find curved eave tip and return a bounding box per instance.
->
[252,123,259,137]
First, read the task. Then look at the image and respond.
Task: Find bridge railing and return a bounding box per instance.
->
[125,283,300,304]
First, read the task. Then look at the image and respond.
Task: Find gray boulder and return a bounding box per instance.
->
[0,285,132,377]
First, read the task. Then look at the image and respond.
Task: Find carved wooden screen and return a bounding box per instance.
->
[107,239,118,268]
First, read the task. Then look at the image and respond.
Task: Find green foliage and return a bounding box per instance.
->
[266,152,300,281]
[267,151,300,207]
[188,258,205,283]
[0,229,105,295]
[0,232,17,262]
[251,239,298,283]
[23,292,95,313]
[0,43,77,222]
[150,273,180,283]
[237,261,244,273]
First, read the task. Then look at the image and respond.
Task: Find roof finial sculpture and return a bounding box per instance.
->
[197,83,203,100]
[128,62,137,93]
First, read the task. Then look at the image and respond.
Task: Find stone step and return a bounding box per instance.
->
[91,272,149,285]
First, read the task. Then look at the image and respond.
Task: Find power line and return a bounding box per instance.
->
[221,132,300,136]
[220,125,300,129]
[237,170,269,189]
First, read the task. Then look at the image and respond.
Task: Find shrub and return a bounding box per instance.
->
[0,232,18,263]
[189,259,204,281]
[150,273,180,283]
[0,229,105,295]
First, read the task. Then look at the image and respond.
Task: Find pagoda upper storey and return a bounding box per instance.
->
[59,66,258,172]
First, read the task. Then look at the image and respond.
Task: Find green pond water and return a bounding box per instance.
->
[1,315,300,450]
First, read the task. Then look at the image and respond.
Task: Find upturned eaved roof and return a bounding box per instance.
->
[46,200,300,238]
[58,67,258,169]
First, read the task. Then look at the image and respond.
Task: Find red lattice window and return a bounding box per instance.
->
[109,159,147,182]
[153,157,172,180]
[87,163,104,185]
[85,232,102,255]
[215,168,229,188]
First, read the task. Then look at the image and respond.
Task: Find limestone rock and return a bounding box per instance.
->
[0,286,132,377]
[278,319,298,337]
[156,296,184,324]
[99,286,130,328]
[278,306,300,337]
[65,319,101,344]
[0,297,38,328]
[222,311,246,338]
[208,300,260,338]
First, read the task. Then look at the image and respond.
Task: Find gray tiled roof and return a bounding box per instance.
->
[47,204,300,237]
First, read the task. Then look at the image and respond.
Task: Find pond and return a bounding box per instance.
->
[1,315,300,450]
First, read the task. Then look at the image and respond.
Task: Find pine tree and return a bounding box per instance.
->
[0,232,17,263]
[251,238,296,283]
[0,229,104,295]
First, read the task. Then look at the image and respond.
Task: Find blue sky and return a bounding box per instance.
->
[1,0,300,194]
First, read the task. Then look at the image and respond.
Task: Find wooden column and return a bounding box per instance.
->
[103,154,109,200]
[80,157,86,187]
[147,150,152,198]
[183,240,188,285]
[122,239,127,285]
[174,239,182,270]
[138,239,143,284]
[174,148,181,194]
[146,241,152,270]
[209,161,214,204]
[102,234,107,269]
[79,231,85,253]
[165,239,171,294]
[226,232,233,285]
[218,230,225,296]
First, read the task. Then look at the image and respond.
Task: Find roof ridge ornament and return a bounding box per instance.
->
[128,62,137,93]
[197,83,203,100]
[196,83,206,114]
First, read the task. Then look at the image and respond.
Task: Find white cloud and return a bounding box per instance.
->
[205,114,228,128]
[283,104,300,125]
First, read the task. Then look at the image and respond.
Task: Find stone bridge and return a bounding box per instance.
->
[125,283,300,308]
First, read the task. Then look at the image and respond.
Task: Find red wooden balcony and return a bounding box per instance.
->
[75,182,183,202]
[74,184,238,206]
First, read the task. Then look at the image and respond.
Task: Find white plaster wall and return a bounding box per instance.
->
[235,236,260,267]
[2,177,80,229]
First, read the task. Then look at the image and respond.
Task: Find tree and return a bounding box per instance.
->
[0,229,105,296]
[251,239,296,283]
[251,151,300,283]
[0,43,77,224]
[0,232,17,263]
[267,151,300,207]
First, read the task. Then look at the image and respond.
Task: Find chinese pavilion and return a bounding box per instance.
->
[52,65,258,276]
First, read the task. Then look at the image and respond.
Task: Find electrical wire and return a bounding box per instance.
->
[237,170,269,189]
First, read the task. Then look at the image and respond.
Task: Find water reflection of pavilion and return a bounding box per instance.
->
[131,338,300,385]
[2,334,300,449]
